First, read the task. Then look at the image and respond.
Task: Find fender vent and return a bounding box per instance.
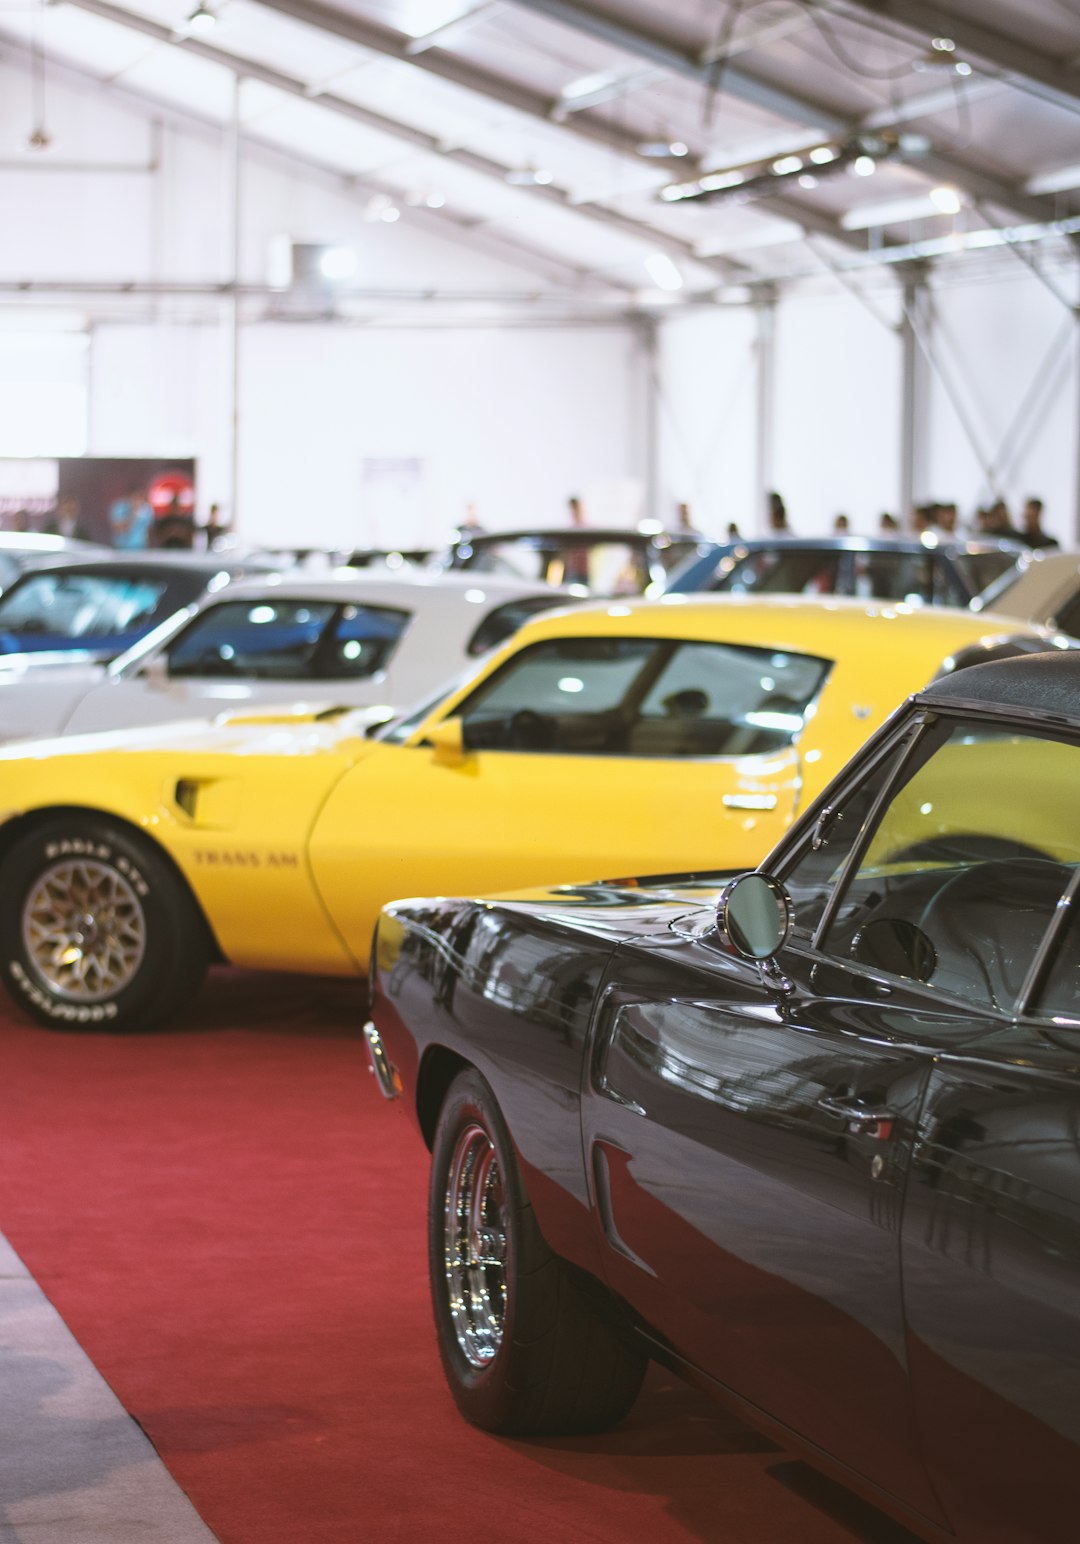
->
[175,778,199,818]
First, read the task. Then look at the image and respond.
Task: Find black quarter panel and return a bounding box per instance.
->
[372,896,622,1278]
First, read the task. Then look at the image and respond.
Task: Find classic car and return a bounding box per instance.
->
[367,648,1080,1544]
[0,531,107,596]
[437,525,703,592]
[0,552,279,666]
[0,570,574,743]
[973,547,1080,637]
[664,534,1023,606]
[0,595,1061,1030]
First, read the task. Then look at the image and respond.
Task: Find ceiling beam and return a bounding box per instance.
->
[251,0,702,165]
[62,0,737,292]
[834,0,1080,116]
[507,0,1079,236]
[0,22,621,299]
[502,0,849,128]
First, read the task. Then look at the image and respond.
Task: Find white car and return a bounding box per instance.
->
[973,548,1080,636]
[0,569,576,743]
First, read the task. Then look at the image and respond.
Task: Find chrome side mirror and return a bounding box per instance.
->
[716,872,793,992]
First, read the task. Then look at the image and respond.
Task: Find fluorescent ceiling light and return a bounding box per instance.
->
[929,185,962,214]
[842,192,960,230]
[851,155,877,177]
[644,253,684,291]
[638,140,689,158]
[506,166,553,186]
[771,155,803,175]
[1027,163,1080,196]
[318,246,357,280]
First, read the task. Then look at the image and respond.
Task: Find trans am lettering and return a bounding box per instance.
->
[193,849,299,869]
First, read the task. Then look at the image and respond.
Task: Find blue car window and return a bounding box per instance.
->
[167,599,409,680]
[168,599,336,678]
[321,603,409,678]
[0,573,170,639]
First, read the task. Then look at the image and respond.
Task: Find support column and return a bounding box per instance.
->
[753,286,777,534]
[225,75,242,533]
[1074,297,1080,545]
[899,261,931,523]
[639,313,660,523]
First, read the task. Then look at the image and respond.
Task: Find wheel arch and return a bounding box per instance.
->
[0,805,225,962]
[416,1044,473,1150]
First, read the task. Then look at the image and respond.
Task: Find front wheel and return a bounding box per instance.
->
[429,1068,646,1435]
[0,816,210,1030]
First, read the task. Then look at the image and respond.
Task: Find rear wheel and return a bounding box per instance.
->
[429,1068,646,1435]
[0,815,210,1030]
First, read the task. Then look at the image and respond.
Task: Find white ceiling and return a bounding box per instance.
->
[0,0,1078,302]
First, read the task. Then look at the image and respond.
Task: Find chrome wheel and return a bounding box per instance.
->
[444,1123,508,1368]
[21,859,147,1002]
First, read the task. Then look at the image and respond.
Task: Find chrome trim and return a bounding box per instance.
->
[443,1123,507,1368]
[362,1021,400,1101]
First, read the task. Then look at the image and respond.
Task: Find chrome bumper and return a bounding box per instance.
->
[363,1020,401,1101]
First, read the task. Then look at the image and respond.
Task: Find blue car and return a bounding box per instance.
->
[664,534,1023,606]
[0,553,278,665]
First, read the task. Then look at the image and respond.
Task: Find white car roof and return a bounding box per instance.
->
[212,569,580,607]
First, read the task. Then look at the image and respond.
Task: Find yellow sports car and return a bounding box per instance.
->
[0,594,1061,1029]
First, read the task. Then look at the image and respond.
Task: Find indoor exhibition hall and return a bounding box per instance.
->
[1,2,1079,1542]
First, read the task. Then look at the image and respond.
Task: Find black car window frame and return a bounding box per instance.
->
[774,705,1080,1023]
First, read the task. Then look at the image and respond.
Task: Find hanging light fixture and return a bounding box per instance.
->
[187,2,218,35]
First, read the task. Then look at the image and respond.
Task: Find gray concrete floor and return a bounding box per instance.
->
[0,1233,219,1544]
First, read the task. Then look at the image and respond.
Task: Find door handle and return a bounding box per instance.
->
[818,1094,895,1140]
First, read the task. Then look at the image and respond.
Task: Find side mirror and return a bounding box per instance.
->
[716,872,792,962]
[427,716,467,767]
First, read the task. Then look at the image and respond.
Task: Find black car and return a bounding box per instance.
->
[664,534,1023,605]
[439,526,703,592]
[0,551,280,664]
[369,650,1080,1544]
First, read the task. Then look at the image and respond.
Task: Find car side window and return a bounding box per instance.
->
[167,599,409,680]
[453,638,829,757]
[715,551,841,595]
[166,599,333,678]
[466,595,566,656]
[820,723,1080,1013]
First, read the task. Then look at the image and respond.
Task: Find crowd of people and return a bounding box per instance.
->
[2,495,229,550]
[832,495,1058,550]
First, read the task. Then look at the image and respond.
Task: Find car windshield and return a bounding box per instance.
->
[0,571,176,640]
[456,539,647,592]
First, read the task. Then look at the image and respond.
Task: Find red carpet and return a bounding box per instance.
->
[0,970,906,1544]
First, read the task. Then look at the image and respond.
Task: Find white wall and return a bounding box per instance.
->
[924,272,1079,538]
[655,305,758,540]
[89,322,648,547]
[658,268,1080,544]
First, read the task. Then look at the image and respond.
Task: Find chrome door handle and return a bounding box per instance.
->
[818,1095,895,1139]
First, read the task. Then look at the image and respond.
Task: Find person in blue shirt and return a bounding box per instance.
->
[108,487,153,549]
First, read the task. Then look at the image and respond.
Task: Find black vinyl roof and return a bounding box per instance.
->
[923,650,1080,722]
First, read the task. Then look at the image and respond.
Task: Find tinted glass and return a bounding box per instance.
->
[458,540,646,592]
[167,599,408,680]
[714,550,842,595]
[466,595,568,656]
[850,550,938,603]
[0,571,171,639]
[455,637,829,757]
[1053,593,1080,641]
[952,549,1020,596]
[822,723,1080,1012]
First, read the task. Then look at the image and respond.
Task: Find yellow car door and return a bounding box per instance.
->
[308,633,825,964]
